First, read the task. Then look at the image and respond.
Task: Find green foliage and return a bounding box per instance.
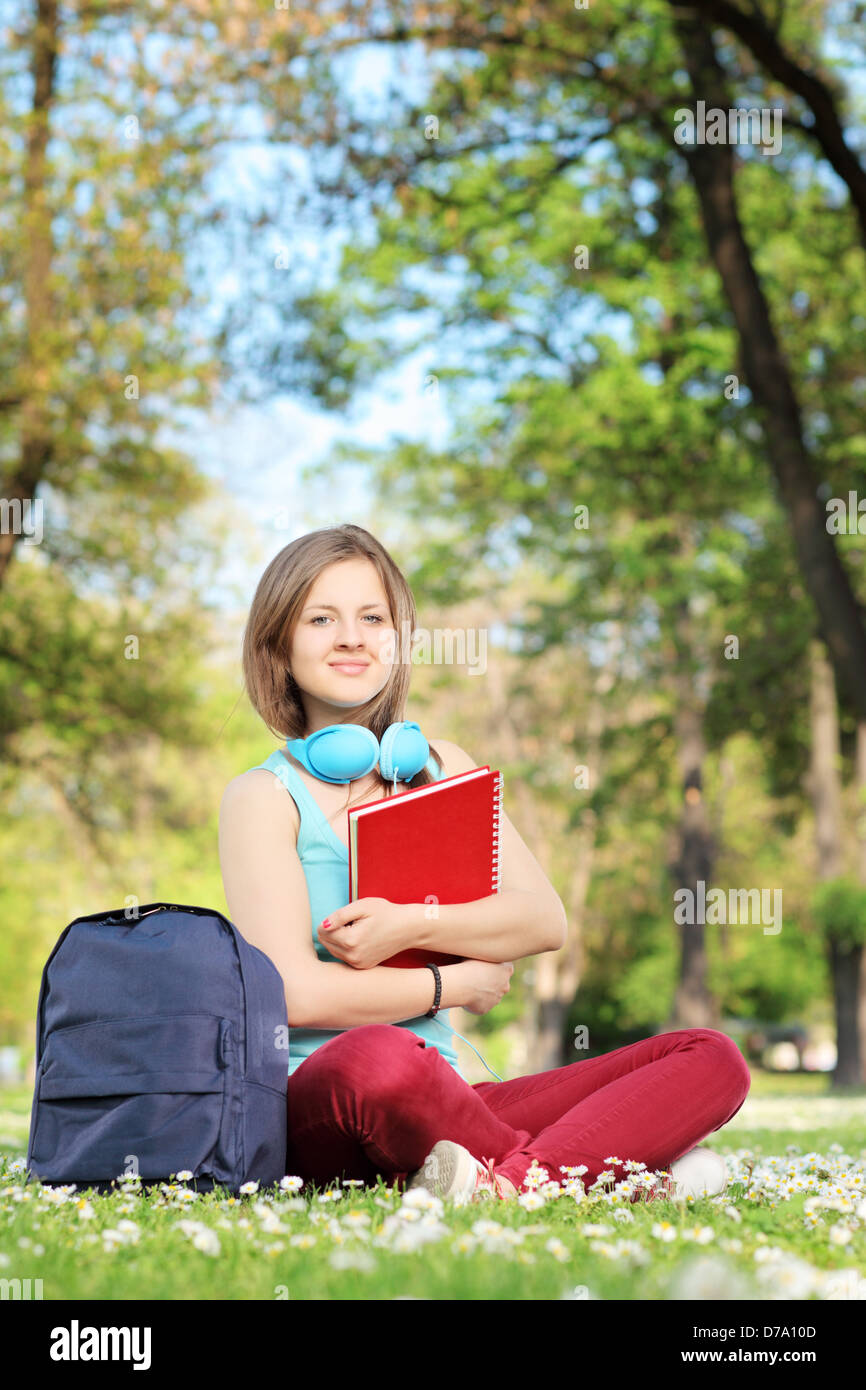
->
[0,655,270,1057]
[810,878,866,952]
[710,918,827,1025]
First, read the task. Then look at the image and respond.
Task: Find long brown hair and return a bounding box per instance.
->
[242,524,443,810]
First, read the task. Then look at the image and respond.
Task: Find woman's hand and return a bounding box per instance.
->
[317,897,411,970]
[453,959,514,1015]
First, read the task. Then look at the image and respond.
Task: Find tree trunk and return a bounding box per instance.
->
[808,638,863,1087]
[670,10,866,726]
[809,639,843,882]
[830,936,864,1088]
[0,0,59,587]
[525,650,610,1073]
[664,557,718,1029]
[481,632,590,1074]
[858,725,866,1080]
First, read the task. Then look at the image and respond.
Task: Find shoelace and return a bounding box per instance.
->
[641,1171,676,1203]
[475,1155,513,1200]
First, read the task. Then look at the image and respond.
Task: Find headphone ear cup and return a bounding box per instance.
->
[288,725,378,783]
[379,722,429,783]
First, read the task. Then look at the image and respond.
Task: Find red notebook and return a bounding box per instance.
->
[347,765,504,967]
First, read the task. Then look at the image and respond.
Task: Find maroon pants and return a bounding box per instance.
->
[285,1024,752,1194]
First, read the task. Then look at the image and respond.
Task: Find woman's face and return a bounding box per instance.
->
[288,557,398,727]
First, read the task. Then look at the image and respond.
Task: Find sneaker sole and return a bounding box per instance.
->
[669,1148,728,1201]
[406,1140,483,1203]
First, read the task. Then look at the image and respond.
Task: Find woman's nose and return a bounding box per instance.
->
[333,629,367,650]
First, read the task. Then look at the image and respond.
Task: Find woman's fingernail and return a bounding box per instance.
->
[321,919,332,929]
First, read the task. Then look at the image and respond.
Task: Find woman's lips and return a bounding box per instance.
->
[329,662,370,674]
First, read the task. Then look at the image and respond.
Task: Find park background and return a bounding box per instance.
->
[0,4,865,1305]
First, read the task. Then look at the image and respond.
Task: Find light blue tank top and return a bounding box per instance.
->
[249,748,467,1080]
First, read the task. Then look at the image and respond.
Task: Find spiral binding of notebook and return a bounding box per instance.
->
[491,769,503,893]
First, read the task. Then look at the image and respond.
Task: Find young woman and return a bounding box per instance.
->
[219,524,751,1204]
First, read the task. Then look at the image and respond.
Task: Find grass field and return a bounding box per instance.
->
[1,1069,864,1301]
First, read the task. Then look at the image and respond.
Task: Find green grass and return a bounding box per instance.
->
[1,1070,864,1301]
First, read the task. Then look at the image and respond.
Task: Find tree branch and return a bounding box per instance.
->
[691,0,866,250]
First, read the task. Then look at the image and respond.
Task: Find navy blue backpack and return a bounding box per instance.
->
[25,902,289,1195]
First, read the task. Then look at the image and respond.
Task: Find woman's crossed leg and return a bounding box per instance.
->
[285,1024,751,1197]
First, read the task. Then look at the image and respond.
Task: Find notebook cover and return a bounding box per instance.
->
[347,766,503,967]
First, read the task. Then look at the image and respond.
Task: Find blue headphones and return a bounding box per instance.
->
[285,721,429,785]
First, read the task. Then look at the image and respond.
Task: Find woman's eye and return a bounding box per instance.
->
[310,614,386,625]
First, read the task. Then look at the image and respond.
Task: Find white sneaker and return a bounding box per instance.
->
[668,1146,728,1201]
[405,1140,518,1204]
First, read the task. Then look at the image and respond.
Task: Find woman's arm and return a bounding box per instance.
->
[414,741,568,962]
[218,769,468,1029]
[408,882,566,963]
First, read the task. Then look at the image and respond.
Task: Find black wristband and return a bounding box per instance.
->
[424,962,442,1017]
